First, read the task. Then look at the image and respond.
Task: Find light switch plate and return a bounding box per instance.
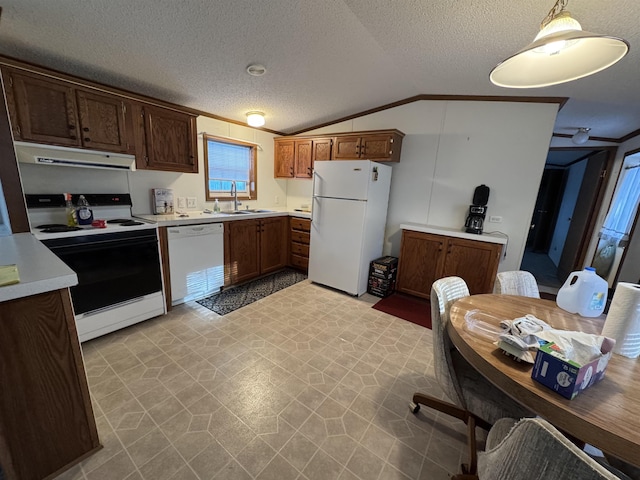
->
[176,197,186,209]
[187,197,197,208]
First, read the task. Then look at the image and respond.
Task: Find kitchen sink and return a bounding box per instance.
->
[224,209,276,215]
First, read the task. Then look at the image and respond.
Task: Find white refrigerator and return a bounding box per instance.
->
[308,160,392,296]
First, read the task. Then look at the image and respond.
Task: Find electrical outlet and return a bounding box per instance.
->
[176,197,186,209]
[187,197,197,209]
[275,195,279,205]
[489,215,503,223]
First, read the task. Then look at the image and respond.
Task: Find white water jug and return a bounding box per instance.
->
[556,267,608,317]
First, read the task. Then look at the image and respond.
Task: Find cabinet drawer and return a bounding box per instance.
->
[291,230,310,244]
[290,217,311,232]
[291,242,309,257]
[291,254,309,270]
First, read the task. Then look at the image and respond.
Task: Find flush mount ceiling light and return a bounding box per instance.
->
[246,111,265,127]
[572,127,591,144]
[490,0,629,88]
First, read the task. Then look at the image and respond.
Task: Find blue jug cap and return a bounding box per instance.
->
[585,266,596,272]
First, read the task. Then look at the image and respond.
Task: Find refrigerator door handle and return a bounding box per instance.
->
[311,170,318,223]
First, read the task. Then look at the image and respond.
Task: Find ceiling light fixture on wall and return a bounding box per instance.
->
[489,0,629,88]
[572,127,591,144]
[246,111,265,127]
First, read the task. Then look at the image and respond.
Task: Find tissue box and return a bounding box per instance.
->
[531,341,613,400]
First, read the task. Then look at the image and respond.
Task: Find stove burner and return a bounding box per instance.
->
[107,219,132,224]
[36,224,67,229]
[40,226,83,233]
[107,219,144,226]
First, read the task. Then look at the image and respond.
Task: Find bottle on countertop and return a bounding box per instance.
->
[213,198,221,213]
[65,193,77,226]
[76,194,94,226]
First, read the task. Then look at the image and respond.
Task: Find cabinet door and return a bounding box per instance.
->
[76,89,130,153]
[142,105,198,173]
[442,237,502,295]
[312,138,332,162]
[332,136,361,160]
[0,289,99,479]
[360,135,393,160]
[294,140,313,178]
[274,139,295,178]
[228,219,260,284]
[5,69,80,146]
[260,217,288,274]
[396,231,445,299]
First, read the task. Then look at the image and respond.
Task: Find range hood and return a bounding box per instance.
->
[14,142,136,171]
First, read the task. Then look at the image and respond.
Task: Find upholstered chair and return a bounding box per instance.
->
[493,270,540,298]
[410,276,532,475]
[472,418,632,480]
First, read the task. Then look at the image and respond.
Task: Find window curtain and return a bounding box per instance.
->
[601,162,640,244]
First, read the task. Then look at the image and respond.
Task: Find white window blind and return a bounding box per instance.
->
[207,139,251,194]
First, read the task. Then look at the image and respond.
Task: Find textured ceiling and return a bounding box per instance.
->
[0,0,638,138]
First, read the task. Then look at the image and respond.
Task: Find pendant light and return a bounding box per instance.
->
[490,0,629,88]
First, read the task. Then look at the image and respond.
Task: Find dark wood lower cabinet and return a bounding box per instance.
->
[225,217,288,286]
[396,230,503,299]
[0,289,100,480]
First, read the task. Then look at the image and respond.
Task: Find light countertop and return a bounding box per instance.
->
[135,208,311,227]
[400,223,508,245]
[0,233,78,303]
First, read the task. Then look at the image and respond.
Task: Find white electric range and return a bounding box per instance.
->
[26,193,166,342]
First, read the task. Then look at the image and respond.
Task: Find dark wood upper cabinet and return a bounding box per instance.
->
[274,130,403,176]
[4,68,80,147]
[138,104,198,173]
[76,89,132,153]
[333,132,401,162]
[274,138,322,178]
[294,140,313,178]
[1,63,199,172]
[274,140,295,178]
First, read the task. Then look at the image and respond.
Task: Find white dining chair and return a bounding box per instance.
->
[493,270,540,298]
[410,276,532,475]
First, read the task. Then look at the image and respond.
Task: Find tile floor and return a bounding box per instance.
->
[58,280,467,480]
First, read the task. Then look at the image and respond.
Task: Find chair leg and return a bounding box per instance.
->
[410,392,491,476]
[411,393,468,422]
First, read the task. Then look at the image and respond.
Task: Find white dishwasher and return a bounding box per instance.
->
[167,223,224,305]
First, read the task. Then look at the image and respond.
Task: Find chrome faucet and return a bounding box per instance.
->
[230,181,242,211]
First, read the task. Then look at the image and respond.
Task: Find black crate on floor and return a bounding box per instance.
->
[367,256,398,297]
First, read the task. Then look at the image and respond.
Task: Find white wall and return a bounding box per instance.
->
[548,161,587,266]
[289,100,559,271]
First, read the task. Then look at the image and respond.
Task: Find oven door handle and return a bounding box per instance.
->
[46,236,156,253]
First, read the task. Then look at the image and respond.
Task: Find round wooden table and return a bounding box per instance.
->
[448,294,640,467]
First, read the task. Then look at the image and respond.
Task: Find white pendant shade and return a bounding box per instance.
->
[490,8,629,89]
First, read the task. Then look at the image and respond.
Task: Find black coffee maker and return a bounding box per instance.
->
[464,184,490,234]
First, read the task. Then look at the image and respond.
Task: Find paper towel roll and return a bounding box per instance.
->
[601,282,640,358]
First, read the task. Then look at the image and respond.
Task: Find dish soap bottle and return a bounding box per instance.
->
[65,193,77,226]
[213,198,221,213]
[76,194,94,226]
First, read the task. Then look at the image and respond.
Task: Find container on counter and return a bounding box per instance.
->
[556,267,608,317]
[76,194,94,226]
